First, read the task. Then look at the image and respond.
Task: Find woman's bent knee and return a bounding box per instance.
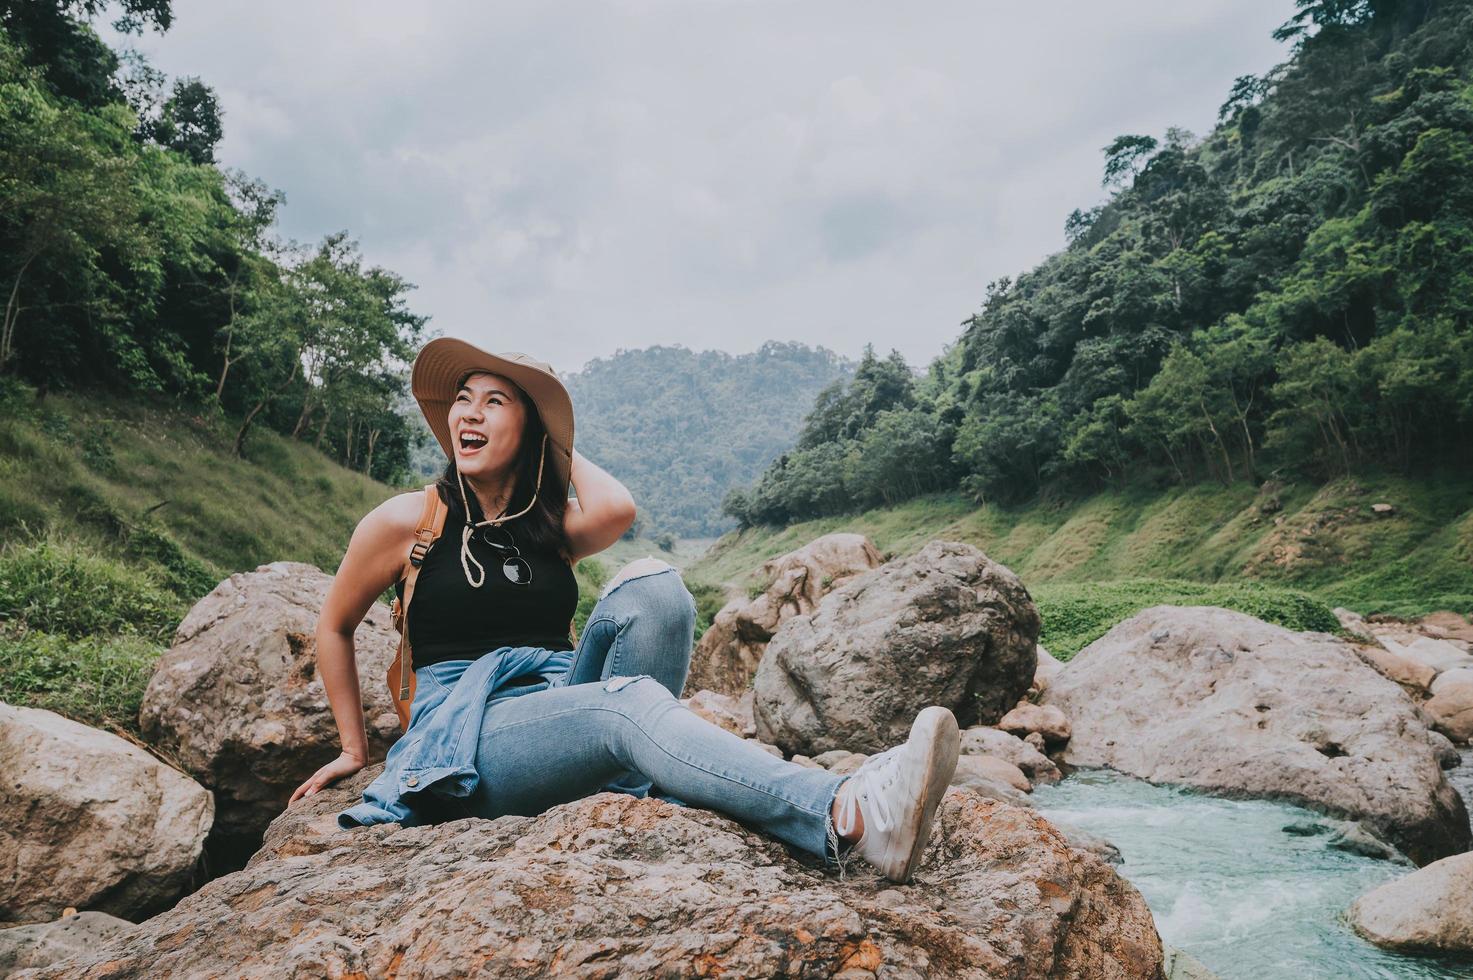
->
[599,557,685,601]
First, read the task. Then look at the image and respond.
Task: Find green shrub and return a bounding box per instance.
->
[688,581,727,642]
[0,624,162,735]
[1033,578,1342,660]
[122,522,222,601]
[0,536,183,641]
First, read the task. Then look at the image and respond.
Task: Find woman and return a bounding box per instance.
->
[290,338,959,884]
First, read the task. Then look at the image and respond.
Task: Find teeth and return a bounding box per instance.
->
[460,432,487,448]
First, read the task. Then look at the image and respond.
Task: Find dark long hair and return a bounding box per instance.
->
[434,371,571,563]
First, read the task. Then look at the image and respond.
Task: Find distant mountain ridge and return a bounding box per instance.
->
[563,342,852,537]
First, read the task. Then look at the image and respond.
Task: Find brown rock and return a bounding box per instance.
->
[687,533,883,698]
[754,540,1040,756]
[1041,605,1469,867]
[998,702,1073,747]
[1348,852,1473,952]
[960,725,1062,785]
[1351,642,1435,694]
[14,777,1166,979]
[1425,682,1473,743]
[138,561,401,851]
[956,754,1031,793]
[0,704,213,925]
[680,689,756,737]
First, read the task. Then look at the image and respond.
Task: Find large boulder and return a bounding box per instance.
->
[687,533,883,698]
[0,704,213,925]
[138,561,401,854]
[754,540,1040,756]
[1348,852,1473,952]
[13,768,1166,979]
[1041,606,1470,866]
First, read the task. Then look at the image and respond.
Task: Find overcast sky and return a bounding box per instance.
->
[104,0,1294,376]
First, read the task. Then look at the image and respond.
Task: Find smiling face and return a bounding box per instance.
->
[448,371,527,483]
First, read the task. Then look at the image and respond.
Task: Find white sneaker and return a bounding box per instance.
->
[832,706,960,883]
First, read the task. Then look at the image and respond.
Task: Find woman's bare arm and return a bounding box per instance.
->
[290,492,418,802]
[563,448,637,563]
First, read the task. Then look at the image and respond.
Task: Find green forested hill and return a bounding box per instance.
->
[728,0,1473,527]
[562,342,852,538]
[692,469,1473,657]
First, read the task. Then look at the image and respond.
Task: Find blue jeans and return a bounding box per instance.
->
[413,561,851,870]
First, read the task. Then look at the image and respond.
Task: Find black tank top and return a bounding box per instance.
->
[396,494,578,669]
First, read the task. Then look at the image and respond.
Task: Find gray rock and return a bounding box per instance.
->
[0,912,139,973]
[1041,605,1470,866]
[12,775,1166,979]
[0,704,213,925]
[1428,729,1462,769]
[138,561,401,849]
[687,533,883,698]
[1348,852,1473,952]
[754,540,1040,756]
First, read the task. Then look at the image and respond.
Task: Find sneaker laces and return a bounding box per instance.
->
[834,743,906,839]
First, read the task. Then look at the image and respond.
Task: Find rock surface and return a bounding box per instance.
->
[0,703,214,925]
[680,689,756,738]
[1425,681,1473,743]
[1350,641,1436,694]
[961,725,1063,786]
[998,702,1072,747]
[1041,605,1470,866]
[138,561,401,849]
[0,912,140,973]
[686,533,883,698]
[1348,852,1473,952]
[14,770,1167,979]
[754,540,1041,756]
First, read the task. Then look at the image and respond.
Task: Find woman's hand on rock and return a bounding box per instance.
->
[289,751,366,804]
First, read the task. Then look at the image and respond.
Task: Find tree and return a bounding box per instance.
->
[1101,134,1159,189]
[140,76,223,165]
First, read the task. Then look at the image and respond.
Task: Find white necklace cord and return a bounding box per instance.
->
[454,432,547,589]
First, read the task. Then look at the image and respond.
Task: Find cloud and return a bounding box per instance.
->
[104,0,1294,374]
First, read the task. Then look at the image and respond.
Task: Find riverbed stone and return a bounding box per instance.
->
[138,561,402,854]
[11,775,1167,979]
[1424,681,1473,744]
[1040,605,1470,866]
[686,533,883,698]
[961,725,1062,785]
[1373,631,1473,674]
[998,701,1072,747]
[753,540,1041,756]
[1352,642,1436,694]
[1348,852,1473,952]
[0,703,214,925]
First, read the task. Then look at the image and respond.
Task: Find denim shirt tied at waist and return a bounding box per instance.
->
[337,645,574,829]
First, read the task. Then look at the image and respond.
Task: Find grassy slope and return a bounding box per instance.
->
[0,388,675,735]
[688,471,1473,658]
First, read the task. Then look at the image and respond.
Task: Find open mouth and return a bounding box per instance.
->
[458,432,488,454]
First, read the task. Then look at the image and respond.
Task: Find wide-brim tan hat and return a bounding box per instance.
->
[411,338,575,501]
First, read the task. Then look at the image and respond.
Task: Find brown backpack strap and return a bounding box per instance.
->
[387,484,448,729]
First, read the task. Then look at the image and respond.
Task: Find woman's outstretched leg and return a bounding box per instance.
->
[463,672,852,870]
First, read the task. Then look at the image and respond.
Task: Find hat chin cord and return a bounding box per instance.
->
[454,432,547,588]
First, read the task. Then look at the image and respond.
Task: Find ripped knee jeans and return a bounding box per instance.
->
[417,560,853,871]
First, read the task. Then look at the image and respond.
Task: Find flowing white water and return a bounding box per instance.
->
[1032,767,1473,979]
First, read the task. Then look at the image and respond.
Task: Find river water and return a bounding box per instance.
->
[1031,766,1473,979]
